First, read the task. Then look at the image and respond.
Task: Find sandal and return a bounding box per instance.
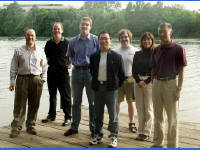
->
[129,123,137,133]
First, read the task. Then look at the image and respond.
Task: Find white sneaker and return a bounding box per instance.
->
[89,134,103,145]
[108,136,117,148]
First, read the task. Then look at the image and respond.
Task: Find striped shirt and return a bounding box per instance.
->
[10,45,48,84]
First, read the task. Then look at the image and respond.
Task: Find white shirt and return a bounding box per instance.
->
[116,45,138,77]
[10,45,48,84]
[98,51,107,81]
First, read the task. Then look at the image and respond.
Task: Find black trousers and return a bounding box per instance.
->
[47,66,72,120]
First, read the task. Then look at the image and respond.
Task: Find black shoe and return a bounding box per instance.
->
[41,115,55,123]
[90,132,95,138]
[62,119,71,126]
[141,134,149,141]
[151,145,164,148]
[135,134,143,141]
[64,129,78,136]
[136,134,149,141]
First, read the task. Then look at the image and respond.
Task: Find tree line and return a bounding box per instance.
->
[0,1,200,38]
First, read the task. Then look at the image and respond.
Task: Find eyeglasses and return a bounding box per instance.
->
[80,23,90,27]
[120,35,129,39]
[99,38,111,41]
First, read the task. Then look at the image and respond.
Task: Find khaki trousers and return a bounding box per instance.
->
[11,75,43,130]
[152,79,179,148]
[135,83,153,136]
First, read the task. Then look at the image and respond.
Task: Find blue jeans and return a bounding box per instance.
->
[71,68,95,132]
[94,84,119,137]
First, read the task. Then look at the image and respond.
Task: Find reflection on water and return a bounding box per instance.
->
[0,37,200,126]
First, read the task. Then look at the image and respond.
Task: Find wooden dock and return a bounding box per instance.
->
[0,107,200,148]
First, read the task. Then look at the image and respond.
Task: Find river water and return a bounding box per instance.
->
[0,37,200,126]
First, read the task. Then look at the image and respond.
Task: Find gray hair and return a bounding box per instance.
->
[25,29,36,36]
[158,22,172,30]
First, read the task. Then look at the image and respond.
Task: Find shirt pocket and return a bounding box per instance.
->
[31,52,42,66]
[86,44,97,56]
[17,51,26,63]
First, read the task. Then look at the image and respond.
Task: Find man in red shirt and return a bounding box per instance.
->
[151,22,187,148]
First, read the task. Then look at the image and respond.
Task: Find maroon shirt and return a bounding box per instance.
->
[151,41,187,77]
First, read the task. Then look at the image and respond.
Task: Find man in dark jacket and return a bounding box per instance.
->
[89,32,125,148]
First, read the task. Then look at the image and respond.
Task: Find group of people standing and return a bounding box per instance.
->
[9,16,187,148]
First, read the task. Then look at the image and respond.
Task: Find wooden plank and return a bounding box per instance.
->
[0,140,27,148]
[0,108,199,148]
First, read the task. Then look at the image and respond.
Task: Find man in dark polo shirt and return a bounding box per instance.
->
[151,22,187,148]
[42,22,71,126]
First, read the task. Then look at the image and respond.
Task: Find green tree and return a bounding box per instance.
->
[2,2,26,36]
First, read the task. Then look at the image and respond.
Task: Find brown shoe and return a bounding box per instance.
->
[26,127,37,135]
[64,129,78,136]
[9,130,20,138]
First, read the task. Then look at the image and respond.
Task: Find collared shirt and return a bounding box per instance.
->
[10,45,48,84]
[66,33,98,66]
[151,41,187,77]
[45,37,69,67]
[116,45,138,77]
[98,51,108,81]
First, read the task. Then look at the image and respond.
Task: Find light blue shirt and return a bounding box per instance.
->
[66,33,99,66]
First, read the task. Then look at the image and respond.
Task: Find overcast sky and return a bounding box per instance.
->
[0,1,199,11]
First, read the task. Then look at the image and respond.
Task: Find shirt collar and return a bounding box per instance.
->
[51,36,64,42]
[78,33,91,40]
[25,44,36,51]
[160,40,175,49]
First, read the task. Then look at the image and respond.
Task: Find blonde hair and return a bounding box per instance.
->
[80,17,93,27]
[118,29,132,42]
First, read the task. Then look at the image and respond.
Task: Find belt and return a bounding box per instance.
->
[74,66,90,70]
[155,75,176,81]
[139,73,151,76]
[18,74,37,77]
[125,76,132,80]
[99,81,107,85]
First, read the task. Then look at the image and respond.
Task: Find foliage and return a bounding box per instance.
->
[0,1,200,38]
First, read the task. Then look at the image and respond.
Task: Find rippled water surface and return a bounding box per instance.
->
[0,37,200,126]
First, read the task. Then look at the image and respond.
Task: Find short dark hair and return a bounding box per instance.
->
[158,22,172,30]
[98,31,112,40]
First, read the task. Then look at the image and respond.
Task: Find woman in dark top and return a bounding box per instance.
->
[132,32,155,141]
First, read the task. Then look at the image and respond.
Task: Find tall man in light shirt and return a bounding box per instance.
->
[9,29,48,138]
[116,29,138,133]
[64,17,98,137]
